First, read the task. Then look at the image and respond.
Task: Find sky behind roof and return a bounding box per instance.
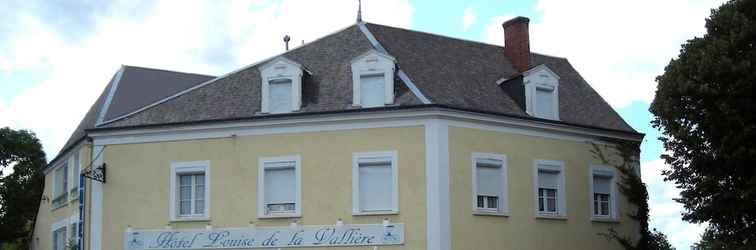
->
[0,0,726,248]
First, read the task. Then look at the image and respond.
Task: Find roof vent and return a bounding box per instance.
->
[283,35,291,51]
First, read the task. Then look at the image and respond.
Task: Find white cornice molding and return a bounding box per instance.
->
[88,108,642,147]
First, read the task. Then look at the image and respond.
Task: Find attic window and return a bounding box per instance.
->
[259,57,303,114]
[351,50,396,108]
[523,65,560,120]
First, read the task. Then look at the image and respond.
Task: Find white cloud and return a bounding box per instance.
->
[484,0,725,107]
[0,0,413,158]
[642,159,707,249]
[462,7,476,31]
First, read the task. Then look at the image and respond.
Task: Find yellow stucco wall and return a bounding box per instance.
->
[99,126,427,250]
[448,126,639,250]
[33,145,90,250]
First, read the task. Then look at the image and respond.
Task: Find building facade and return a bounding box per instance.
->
[33,17,643,250]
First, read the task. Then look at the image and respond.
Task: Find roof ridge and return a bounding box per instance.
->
[98,22,360,127]
[122,65,216,78]
[364,22,567,60]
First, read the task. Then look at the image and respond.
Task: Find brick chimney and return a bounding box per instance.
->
[503,16,531,72]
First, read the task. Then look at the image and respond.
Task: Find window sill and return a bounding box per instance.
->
[353,211,399,216]
[171,217,210,222]
[258,213,301,219]
[50,202,67,211]
[591,217,620,223]
[473,210,509,217]
[535,214,568,220]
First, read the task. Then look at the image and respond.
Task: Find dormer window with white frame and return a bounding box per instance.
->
[259,57,304,114]
[523,64,560,120]
[351,49,396,108]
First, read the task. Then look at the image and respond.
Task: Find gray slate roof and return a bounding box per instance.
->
[51,22,637,166]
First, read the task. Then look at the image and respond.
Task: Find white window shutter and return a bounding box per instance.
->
[538,170,560,189]
[264,166,296,204]
[535,87,554,118]
[593,175,611,194]
[476,164,501,195]
[360,74,385,108]
[358,162,392,210]
[268,79,293,114]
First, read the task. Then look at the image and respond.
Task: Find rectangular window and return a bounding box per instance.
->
[472,153,507,215]
[268,79,293,114]
[170,161,210,221]
[359,74,385,108]
[534,160,565,217]
[259,156,301,218]
[69,220,79,249]
[534,86,555,119]
[591,166,616,219]
[352,151,398,214]
[70,153,80,199]
[52,226,66,250]
[52,163,69,208]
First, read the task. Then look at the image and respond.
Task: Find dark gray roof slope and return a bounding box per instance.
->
[365,23,634,132]
[52,22,638,166]
[103,66,214,121]
[103,25,423,128]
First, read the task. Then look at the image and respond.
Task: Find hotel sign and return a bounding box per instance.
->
[124,223,404,249]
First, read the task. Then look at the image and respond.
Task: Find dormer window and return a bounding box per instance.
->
[259,57,303,114]
[523,65,560,120]
[351,50,396,108]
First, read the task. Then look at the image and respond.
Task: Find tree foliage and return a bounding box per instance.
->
[591,142,675,250]
[0,127,46,245]
[650,0,756,248]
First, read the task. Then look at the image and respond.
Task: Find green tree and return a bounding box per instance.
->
[650,0,756,248]
[0,127,46,247]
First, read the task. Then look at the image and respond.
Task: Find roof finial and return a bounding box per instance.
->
[356,0,362,22]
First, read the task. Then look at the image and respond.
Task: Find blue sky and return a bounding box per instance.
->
[0,0,725,248]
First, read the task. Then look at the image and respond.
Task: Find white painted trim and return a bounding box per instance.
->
[89,145,104,250]
[89,109,641,148]
[471,153,509,216]
[352,151,399,215]
[533,159,567,218]
[424,119,451,250]
[589,164,618,221]
[351,49,396,107]
[259,57,304,113]
[357,22,431,104]
[96,65,125,125]
[523,64,560,120]
[257,155,302,218]
[169,161,211,221]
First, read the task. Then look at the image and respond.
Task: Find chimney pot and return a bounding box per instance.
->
[503,16,531,72]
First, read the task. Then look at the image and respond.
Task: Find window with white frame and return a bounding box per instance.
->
[534,160,566,217]
[352,151,398,214]
[591,166,616,219]
[259,57,303,114]
[52,163,68,208]
[523,65,560,120]
[51,219,68,250]
[170,161,210,221]
[258,156,301,218]
[52,226,66,250]
[69,153,80,199]
[69,216,79,249]
[351,49,396,107]
[472,153,508,214]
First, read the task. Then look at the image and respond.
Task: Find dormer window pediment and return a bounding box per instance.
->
[259,57,303,114]
[351,50,396,108]
[523,65,560,120]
